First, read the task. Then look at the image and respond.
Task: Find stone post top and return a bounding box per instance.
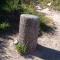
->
[20,14,39,19]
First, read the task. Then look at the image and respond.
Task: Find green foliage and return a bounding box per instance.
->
[0,0,55,33]
[21,3,36,14]
[38,0,60,10]
[0,0,20,12]
[16,43,29,55]
[37,13,55,32]
[37,0,52,7]
[38,13,53,26]
[51,0,60,10]
[0,22,10,30]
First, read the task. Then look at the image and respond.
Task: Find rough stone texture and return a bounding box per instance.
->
[19,14,39,51]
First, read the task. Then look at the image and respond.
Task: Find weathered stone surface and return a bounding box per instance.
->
[19,14,39,51]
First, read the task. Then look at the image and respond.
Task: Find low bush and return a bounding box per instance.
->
[38,13,55,30]
[0,0,20,12]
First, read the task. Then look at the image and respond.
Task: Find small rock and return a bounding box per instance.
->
[13,38,18,45]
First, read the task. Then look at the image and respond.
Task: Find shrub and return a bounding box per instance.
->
[51,0,60,11]
[21,3,36,14]
[37,13,55,33]
[0,22,10,30]
[0,0,22,13]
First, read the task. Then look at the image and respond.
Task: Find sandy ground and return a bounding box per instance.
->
[37,7,60,51]
[0,6,60,60]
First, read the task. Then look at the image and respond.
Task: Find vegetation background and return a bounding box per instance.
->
[0,0,60,34]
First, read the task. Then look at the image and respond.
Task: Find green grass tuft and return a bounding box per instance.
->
[16,43,29,55]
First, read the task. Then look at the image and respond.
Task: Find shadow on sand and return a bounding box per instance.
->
[25,44,60,60]
[38,22,57,37]
[0,37,10,60]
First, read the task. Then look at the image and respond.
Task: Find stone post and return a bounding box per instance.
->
[19,14,39,52]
